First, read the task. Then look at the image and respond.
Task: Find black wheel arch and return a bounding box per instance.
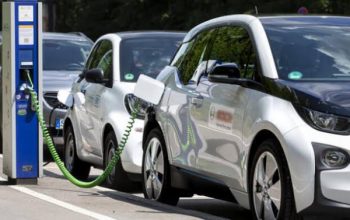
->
[248,130,283,187]
[247,129,297,211]
[102,123,115,165]
[63,117,73,139]
[143,106,161,150]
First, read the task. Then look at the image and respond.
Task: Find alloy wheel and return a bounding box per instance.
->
[144,137,165,200]
[253,152,281,220]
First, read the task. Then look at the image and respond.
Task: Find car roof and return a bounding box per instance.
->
[115,31,186,40]
[43,32,93,43]
[183,15,350,42]
[259,15,350,26]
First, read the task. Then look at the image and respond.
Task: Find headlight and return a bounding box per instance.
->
[124,94,151,119]
[298,107,350,135]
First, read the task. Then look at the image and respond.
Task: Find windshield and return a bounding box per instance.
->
[43,39,92,71]
[120,38,182,82]
[263,21,350,81]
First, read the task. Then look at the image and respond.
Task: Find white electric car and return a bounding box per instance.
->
[141,15,350,219]
[63,32,185,191]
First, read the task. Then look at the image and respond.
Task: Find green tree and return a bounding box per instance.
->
[1,0,348,39]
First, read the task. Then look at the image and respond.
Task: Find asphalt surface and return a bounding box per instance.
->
[0,154,251,220]
[2,153,349,220]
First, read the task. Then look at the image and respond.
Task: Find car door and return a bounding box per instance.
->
[83,40,113,156]
[191,26,260,190]
[164,29,216,169]
[73,41,102,152]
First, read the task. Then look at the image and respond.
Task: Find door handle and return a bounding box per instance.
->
[191,96,203,107]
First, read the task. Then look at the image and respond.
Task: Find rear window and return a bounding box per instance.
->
[43,39,92,71]
[119,38,182,82]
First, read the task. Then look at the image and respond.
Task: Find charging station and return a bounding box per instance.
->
[2,0,43,184]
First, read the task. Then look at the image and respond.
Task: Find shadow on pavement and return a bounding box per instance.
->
[43,168,142,193]
[178,198,251,220]
[42,152,254,220]
[43,143,64,162]
[44,169,234,219]
[98,190,231,220]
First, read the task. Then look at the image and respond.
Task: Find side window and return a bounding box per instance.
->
[85,42,101,71]
[96,50,113,82]
[87,40,113,83]
[172,29,215,85]
[208,26,258,80]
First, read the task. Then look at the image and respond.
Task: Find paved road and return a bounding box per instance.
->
[0,155,251,220]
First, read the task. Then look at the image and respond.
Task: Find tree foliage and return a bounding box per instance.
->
[4,0,350,40]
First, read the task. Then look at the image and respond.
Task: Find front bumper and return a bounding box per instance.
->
[321,166,350,205]
[300,142,350,217]
[118,118,144,174]
[43,92,68,138]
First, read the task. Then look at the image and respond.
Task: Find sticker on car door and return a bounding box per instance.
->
[208,104,234,132]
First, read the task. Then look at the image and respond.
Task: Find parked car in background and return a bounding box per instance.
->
[142,15,350,219]
[0,32,93,153]
[63,31,185,191]
[42,33,93,143]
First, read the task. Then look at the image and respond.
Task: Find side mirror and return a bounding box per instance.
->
[208,63,265,91]
[208,63,240,83]
[85,68,105,84]
[78,70,86,79]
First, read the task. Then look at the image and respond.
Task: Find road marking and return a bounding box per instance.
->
[0,176,116,220]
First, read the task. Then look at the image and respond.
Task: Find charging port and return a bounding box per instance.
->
[20,68,33,82]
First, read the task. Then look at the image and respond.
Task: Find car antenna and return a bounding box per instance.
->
[255,5,259,15]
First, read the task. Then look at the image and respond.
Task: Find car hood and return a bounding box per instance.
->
[278,80,350,117]
[43,70,80,92]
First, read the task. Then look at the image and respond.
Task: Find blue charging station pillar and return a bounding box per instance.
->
[2,0,43,184]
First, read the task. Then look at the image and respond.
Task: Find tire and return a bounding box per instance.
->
[64,126,91,180]
[249,139,302,220]
[142,128,179,205]
[104,131,138,192]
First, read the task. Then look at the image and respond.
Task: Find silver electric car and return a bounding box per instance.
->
[42,33,93,143]
[63,32,185,191]
[142,15,350,219]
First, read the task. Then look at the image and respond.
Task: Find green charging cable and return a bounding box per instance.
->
[26,72,139,188]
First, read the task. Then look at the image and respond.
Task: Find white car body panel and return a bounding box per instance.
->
[151,15,350,214]
[321,166,350,205]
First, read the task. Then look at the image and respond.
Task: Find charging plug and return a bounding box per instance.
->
[134,74,165,105]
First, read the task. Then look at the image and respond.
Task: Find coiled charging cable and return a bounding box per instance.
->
[26,72,139,188]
